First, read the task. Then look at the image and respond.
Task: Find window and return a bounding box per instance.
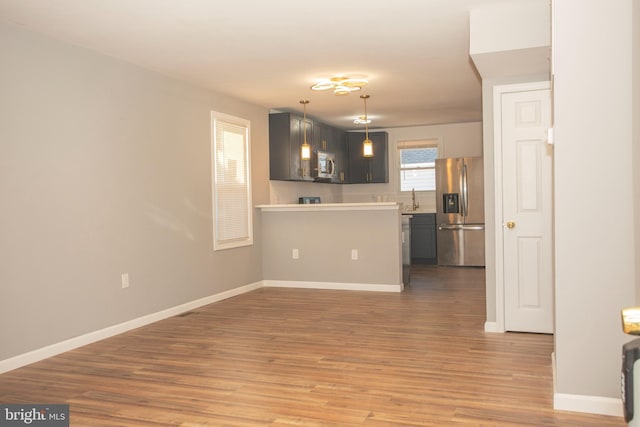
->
[211,111,252,251]
[398,140,439,192]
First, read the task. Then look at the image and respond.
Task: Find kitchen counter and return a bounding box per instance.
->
[257,202,400,212]
[402,208,437,215]
[259,202,403,292]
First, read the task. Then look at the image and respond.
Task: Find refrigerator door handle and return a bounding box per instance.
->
[461,163,469,218]
[438,224,485,231]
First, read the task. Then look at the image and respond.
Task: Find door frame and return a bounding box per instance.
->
[492,80,552,333]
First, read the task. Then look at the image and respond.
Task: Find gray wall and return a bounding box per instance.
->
[478,0,639,405]
[553,0,637,398]
[0,22,269,360]
[634,0,640,304]
[261,209,402,286]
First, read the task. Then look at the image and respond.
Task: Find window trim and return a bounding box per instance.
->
[397,138,441,193]
[211,111,253,251]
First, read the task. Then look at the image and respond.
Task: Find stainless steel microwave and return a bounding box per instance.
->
[315,150,336,180]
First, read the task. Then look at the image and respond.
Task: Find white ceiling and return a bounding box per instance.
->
[0,0,514,130]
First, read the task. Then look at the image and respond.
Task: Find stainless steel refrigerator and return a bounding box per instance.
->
[435,157,485,267]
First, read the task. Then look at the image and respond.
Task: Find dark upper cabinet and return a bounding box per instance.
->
[312,121,329,151]
[270,112,348,183]
[322,125,348,183]
[332,128,348,183]
[410,213,437,264]
[269,112,313,181]
[347,131,389,183]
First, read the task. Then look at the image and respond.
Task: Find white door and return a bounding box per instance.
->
[501,88,553,333]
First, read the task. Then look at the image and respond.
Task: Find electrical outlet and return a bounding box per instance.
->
[292,249,299,260]
[121,273,129,289]
[351,249,358,260]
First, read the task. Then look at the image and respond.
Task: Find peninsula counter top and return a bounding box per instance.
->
[257,202,400,212]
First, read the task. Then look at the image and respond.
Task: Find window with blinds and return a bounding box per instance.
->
[398,140,439,192]
[211,111,252,251]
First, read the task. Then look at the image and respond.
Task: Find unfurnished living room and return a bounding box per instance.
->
[1,0,638,426]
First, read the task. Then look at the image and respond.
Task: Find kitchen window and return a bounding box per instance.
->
[211,111,252,251]
[398,140,439,192]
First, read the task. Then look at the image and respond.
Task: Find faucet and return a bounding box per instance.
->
[412,188,419,211]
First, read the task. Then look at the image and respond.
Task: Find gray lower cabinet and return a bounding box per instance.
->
[411,213,437,264]
[347,131,389,183]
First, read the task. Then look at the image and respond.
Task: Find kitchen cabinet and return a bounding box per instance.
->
[334,128,348,183]
[269,112,348,183]
[323,126,348,183]
[347,131,389,183]
[410,213,437,264]
[269,112,314,181]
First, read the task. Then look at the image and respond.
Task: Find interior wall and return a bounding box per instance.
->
[0,21,269,361]
[469,0,551,79]
[553,0,635,401]
[634,0,640,302]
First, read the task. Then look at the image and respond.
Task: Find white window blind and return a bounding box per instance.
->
[211,111,253,251]
[398,140,439,192]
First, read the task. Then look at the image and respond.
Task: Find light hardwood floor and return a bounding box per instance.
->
[0,266,625,426]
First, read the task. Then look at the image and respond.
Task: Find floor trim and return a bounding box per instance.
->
[553,393,623,417]
[484,321,503,332]
[263,280,403,293]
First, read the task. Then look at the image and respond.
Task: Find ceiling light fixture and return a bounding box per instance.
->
[360,94,374,158]
[311,76,368,96]
[300,100,311,161]
[353,116,371,125]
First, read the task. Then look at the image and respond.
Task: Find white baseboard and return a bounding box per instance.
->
[552,350,623,417]
[554,393,623,417]
[0,281,262,374]
[263,280,403,293]
[484,321,504,332]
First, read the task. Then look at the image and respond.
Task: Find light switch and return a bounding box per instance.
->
[351,249,358,260]
[292,249,299,259]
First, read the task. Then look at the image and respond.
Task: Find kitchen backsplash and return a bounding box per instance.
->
[268,180,343,204]
[341,191,436,212]
[268,180,436,211]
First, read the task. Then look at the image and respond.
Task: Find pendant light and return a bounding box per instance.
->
[360,94,374,157]
[300,100,311,160]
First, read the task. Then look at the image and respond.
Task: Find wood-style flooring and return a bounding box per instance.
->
[0,266,625,426]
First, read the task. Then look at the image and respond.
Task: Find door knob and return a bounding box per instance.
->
[506,221,516,229]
